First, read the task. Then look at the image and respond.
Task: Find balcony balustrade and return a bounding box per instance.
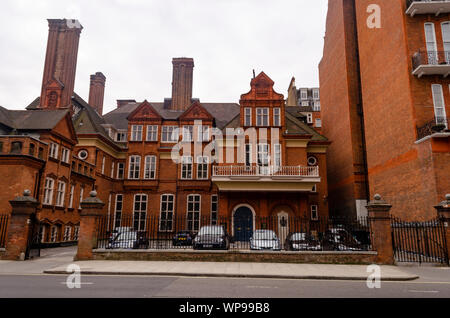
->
[406,0,450,17]
[412,50,450,77]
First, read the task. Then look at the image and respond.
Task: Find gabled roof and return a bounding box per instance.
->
[285,112,327,141]
[0,106,69,130]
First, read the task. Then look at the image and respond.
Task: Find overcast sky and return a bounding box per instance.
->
[0,0,328,114]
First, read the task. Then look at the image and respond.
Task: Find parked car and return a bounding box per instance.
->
[285,232,322,251]
[250,230,281,251]
[322,227,363,251]
[173,231,195,246]
[107,231,149,249]
[193,225,230,250]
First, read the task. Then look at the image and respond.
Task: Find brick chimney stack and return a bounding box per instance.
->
[171,58,194,111]
[88,72,106,115]
[40,19,83,109]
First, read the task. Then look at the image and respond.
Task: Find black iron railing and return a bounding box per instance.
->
[416,117,449,140]
[392,216,449,265]
[95,215,372,252]
[0,214,9,248]
[412,50,450,70]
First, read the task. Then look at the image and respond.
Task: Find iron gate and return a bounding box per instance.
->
[391,217,449,265]
[25,215,41,259]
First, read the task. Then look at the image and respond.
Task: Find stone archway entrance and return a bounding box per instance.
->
[233,206,254,242]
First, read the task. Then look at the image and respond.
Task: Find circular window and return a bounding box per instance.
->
[307,156,318,166]
[78,150,88,160]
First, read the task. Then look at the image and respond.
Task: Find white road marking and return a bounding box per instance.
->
[60,282,94,285]
[408,290,439,293]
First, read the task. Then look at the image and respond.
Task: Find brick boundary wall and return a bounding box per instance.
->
[92,249,378,265]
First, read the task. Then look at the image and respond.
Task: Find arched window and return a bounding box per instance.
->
[10,141,23,154]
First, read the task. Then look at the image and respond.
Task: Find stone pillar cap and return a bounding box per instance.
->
[367,194,391,206]
[435,194,450,208]
[10,190,38,203]
[81,190,104,205]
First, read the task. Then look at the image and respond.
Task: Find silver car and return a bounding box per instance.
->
[108,231,137,249]
[250,230,281,251]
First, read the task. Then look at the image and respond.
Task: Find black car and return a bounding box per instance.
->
[285,232,322,251]
[193,225,230,250]
[321,228,364,251]
[172,231,195,246]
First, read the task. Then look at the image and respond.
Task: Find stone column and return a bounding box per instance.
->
[434,194,450,263]
[367,194,394,265]
[75,191,104,261]
[3,190,39,261]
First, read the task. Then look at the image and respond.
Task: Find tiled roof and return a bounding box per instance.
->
[0,106,68,130]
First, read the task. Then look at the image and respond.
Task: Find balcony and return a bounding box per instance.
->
[412,50,450,77]
[416,117,449,140]
[406,0,450,17]
[212,165,320,192]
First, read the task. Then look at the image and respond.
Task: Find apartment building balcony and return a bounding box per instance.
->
[416,116,449,140]
[406,0,450,17]
[212,165,320,192]
[412,50,450,77]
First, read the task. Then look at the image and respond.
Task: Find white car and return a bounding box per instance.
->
[250,230,281,251]
[107,231,137,249]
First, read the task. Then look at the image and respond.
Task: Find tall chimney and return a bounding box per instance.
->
[89,72,106,115]
[171,58,194,111]
[40,19,83,109]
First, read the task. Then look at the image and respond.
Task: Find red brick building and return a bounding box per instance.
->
[320,0,450,220]
[0,18,330,245]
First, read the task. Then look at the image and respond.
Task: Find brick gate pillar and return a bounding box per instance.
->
[3,190,39,261]
[75,191,104,261]
[367,194,394,265]
[434,194,450,263]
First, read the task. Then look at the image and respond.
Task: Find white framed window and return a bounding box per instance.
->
[245,144,252,167]
[160,194,175,232]
[117,163,125,179]
[182,125,193,142]
[131,125,143,141]
[257,144,270,167]
[43,178,55,205]
[114,194,123,229]
[273,108,281,126]
[313,89,320,100]
[55,181,66,207]
[198,126,210,142]
[68,184,75,209]
[442,22,450,63]
[78,187,84,209]
[78,149,88,160]
[146,125,158,141]
[311,205,319,221]
[144,155,157,179]
[116,132,127,142]
[274,144,281,170]
[50,226,58,243]
[300,89,308,100]
[128,155,141,179]
[111,162,115,178]
[39,225,45,243]
[101,156,106,174]
[256,108,269,126]
[197,156,209,180]
[315,118,322,128]
[211,195,218,225]
[49,143,59,159]
[307,156,318,166]
[73,226,80,241]
[313,101,321,111]
[61,147,70,163]
[187,194,201,232]
[162,126,178,142]
[181,156,193,179]
[307,113,313,124]
[133,194,147,231]
[425,22,438,64]
[301,101,310,107]
[63,226,72,242]
[244,108,252,126]
[432,84,448,128]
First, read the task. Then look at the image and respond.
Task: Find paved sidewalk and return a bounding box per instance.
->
[44,261,419,281]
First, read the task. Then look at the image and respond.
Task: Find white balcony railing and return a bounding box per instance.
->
[406,0,450,17]
[213,165,319,178]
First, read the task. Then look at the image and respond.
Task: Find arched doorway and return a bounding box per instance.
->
[277,211,289,249]
[233,205,254,242]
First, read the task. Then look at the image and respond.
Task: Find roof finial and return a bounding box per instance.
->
[253,69,256,79]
